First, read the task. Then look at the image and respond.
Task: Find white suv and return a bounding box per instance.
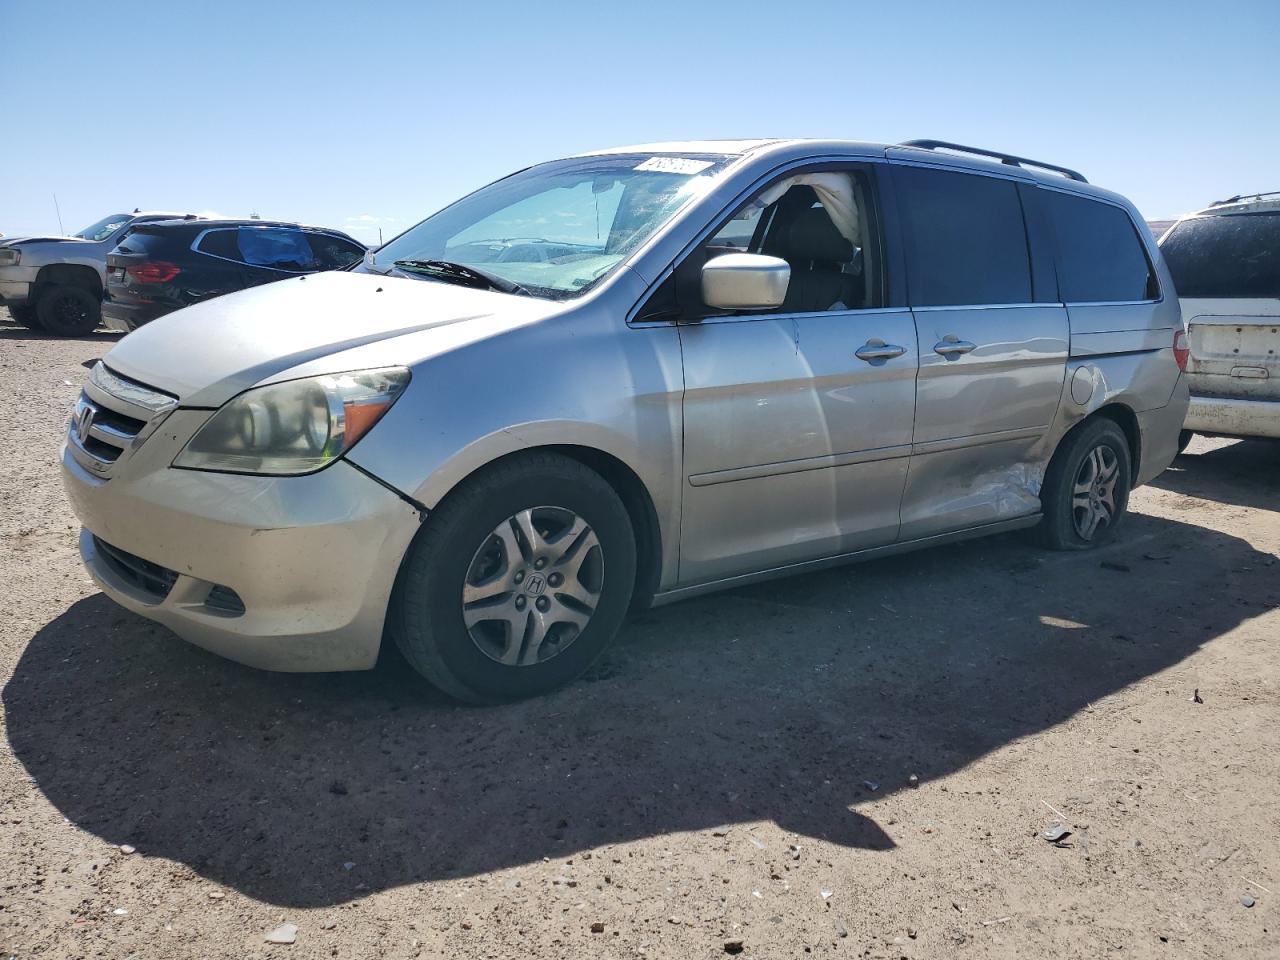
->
[1160,193,1280,445]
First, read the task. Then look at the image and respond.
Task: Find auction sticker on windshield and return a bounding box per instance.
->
[633,157,715,175]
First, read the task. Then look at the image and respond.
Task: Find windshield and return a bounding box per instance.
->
[75,214,133,242]
[1161,212,1280,298]
[370,153,736,299]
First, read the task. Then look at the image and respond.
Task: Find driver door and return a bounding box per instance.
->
[674,164,919,585]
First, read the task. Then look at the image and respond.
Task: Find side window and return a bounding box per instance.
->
[236,228,315,271]
[1045,191,1157,302]
[195,229,242,261]
[895,166,1032,306]
[309,233,365,270]
[699,167,884,314]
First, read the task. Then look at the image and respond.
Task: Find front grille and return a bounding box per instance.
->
[93,536,178,600]
[67,363,177,477]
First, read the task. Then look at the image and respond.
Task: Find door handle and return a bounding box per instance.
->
[933,335,976,357]
[855,339,907,362]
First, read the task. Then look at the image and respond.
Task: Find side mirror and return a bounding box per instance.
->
[701,253,790,311]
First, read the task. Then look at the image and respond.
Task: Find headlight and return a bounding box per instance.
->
[173,367,410,475]
[0,248,20,267]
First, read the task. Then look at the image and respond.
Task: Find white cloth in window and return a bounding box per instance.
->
[753,173,860,247]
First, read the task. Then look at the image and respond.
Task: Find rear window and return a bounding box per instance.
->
[896,167,1033,306]
[1045,191,1156,302]
[1160,213,1280,299]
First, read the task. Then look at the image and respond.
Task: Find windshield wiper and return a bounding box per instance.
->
[392,259,529,296]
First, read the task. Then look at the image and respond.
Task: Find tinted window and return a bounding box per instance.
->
[196,229,241,261]
[238,228,314,270]
[1045,191,1155,302]
[1160,213,1280,299]
[197,227,327,271]
[896,167,1032,306]
[309,233,365,270]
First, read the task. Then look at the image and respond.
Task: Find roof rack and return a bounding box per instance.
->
[899,140,1088,183]
[1210,190,1280,207]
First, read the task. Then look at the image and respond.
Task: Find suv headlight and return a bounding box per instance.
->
[174,367,410,475]
[0,248,21,267]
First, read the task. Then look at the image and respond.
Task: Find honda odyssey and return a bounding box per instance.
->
[62,139,1189,702]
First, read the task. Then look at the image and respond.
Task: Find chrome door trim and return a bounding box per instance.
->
[911,302,1059,313]
[652,515,1042,605]
[687,443,913,487]
[687,306,909,327]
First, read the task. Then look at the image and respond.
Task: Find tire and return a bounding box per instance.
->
[1035,418,1132,551]
[390,451,637,704]
[35,284,100,336]
[1176,429,1194,455]
[8,304,42,329]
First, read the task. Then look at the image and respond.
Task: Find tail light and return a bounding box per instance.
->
[126,261,181,284]
[1172,328,1190,372]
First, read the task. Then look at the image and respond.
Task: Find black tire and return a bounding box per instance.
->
[1035,418,1132,551]
[36,284,100,336]
[8,304,42,329]
[389,451,637,704]
[1176,429,1194,455]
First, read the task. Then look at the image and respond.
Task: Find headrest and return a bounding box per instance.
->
[785,206,853,263]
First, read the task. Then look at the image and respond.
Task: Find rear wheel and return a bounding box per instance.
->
[390,452,636,703]
[1036,418,1132,550]
[36,284,100,336]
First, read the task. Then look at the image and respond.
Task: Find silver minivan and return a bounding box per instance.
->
[62,139,1189,702]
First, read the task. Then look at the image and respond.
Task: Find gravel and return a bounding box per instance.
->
[1,308,1278,958]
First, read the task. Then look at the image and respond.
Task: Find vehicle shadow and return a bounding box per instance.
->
[1154,439,1280,512]
[0,317,122,343]
[6,513,1277,908]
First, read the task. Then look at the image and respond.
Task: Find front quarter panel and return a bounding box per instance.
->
[345,268,686,589]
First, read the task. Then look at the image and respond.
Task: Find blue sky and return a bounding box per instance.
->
[2,0,1277,242]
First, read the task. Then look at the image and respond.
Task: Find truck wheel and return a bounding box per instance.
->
[8,304,42,329]
[389,452,636,704]
[1036,418,1132,551]
[36,285,100,336]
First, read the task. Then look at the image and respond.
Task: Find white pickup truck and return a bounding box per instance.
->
[1160,193,1280,446]
[0,211,197,335]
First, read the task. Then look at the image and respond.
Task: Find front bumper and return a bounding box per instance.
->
[1185,394,1280,440]
[62,445,423,672]
[0,277,32,306]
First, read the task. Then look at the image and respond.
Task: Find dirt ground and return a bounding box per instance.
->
[1,308,1277,960]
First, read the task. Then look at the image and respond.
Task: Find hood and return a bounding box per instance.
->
[102,271,562,407]
[0,235,90,247]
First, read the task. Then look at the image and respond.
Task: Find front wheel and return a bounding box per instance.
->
[1036,418,1132,550]
[390,452,637,704]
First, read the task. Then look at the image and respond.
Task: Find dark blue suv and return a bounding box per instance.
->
[103,219,365,331]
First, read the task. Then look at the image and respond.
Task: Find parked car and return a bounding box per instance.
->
[61,139,1188,703]
[103,220,366,331]
[0,211,200,335]
[1158,192,1280,447]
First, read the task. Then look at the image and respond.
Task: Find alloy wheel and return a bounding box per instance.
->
[461,506,604,666]
[1071,444,1120,541]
